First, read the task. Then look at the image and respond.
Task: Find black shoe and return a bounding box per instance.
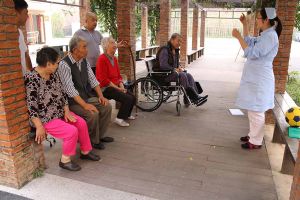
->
[199,94,208,99]
[59,161,81,171]
[80,152,101,161]
[92,142,105,150]
[100,137,114,143]
[194,98,207,107]
[241,142,262,150]
[186,87,205,104]
[240,136,250,142]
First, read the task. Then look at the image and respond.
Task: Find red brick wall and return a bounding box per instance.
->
[192,7,199,50]
[274,0,297,94]
[117,0,136,81]
[80,0,91,27]
[180,0,189,67]
[159,0,171,46]
[141,5,148,49]
[0,0,45,188]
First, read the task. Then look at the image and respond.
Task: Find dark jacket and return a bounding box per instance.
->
[153,42,180,72]
[62,56,96,105]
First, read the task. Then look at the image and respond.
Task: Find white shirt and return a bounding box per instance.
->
[18,28,27,75]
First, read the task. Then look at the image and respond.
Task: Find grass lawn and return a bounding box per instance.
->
[286,71,300,106]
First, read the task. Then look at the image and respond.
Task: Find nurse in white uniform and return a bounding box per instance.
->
[232,8,282,149]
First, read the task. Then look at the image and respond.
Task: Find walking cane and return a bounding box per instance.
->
[235,46,241,62]
[124,41,138,115]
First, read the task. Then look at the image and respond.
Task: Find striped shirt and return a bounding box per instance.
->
[57,53,99,98]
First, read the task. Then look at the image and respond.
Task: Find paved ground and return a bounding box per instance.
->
[41,46,278,200]
[0,191,31,200]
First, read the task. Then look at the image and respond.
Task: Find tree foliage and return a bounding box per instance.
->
[90,0,117,39]
[91,0,161,45]
[296,1,300,31]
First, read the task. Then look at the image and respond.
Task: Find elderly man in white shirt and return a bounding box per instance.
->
[14,0,32,75]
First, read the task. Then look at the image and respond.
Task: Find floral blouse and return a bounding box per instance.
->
[24,70,68,124]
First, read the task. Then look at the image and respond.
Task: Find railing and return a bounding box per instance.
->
[205,27,242,38]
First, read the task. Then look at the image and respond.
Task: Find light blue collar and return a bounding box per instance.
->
[261,26,275,36]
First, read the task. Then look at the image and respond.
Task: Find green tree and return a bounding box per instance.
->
[90,0,117,39]
[91,0,161,45]
[296,1,300,31]
[51,12,64,38]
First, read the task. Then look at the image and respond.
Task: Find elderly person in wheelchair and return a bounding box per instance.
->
[154,33,208,107]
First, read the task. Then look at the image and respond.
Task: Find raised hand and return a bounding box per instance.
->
[239,13,247,26]
[117,40,129,48]
[232,28,242,39]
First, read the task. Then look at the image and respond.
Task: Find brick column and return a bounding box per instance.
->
[80,0,91,27]
[141,5,148,48]
[141,5,148,58]
[273,0,297,93]
[200,10,206,47]
[0,0,45,188]
[159,0,171,46]
[192,6,199,50]
[117,0,136,81]
[180,0,189,67]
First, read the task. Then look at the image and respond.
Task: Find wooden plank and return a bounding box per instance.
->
[273,93,299,165]
[284,136,298,162]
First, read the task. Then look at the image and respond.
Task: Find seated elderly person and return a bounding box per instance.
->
[25,47,100,171]
[58,36,113,150]
[96,37,136,127]
[155,33,208,107]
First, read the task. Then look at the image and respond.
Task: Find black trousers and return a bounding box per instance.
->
[103,87,136,120]
[91,67,96,75]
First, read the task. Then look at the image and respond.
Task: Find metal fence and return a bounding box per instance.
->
[170,9,247,38]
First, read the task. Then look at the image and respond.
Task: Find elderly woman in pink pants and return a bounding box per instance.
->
[25,47,100,171]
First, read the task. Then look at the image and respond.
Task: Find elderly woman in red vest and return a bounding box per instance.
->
[96,37,136,127]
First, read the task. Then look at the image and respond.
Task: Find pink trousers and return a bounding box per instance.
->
[44,113,92,156]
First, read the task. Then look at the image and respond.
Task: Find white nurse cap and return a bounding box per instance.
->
[265,7,277,20]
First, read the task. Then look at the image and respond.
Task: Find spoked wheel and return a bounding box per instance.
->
[132,77,163,112]
[176,100,181,116]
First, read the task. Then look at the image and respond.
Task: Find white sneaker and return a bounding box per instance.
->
[114,118,130,127]
[128,115,136,120]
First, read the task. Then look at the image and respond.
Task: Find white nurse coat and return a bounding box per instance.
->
[236,27,279,112]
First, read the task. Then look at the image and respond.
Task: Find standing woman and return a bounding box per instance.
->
[232,8,282,149]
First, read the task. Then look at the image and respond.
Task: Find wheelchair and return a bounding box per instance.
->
[130,58,196,116]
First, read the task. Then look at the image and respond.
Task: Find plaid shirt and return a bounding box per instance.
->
[57,53,99,98]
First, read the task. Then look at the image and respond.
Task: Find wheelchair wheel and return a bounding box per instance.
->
[132,77,163,112]
[176,101,181,116]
